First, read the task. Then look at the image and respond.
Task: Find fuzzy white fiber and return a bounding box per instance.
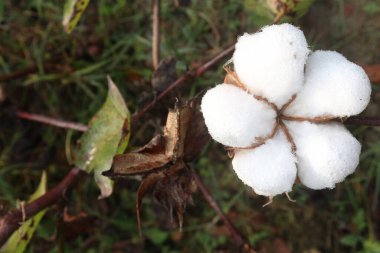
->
[201,84,276,147]
[286,121,361,190]
[232,131,297,196]
[286,50,371,118]
[233,23,310,107]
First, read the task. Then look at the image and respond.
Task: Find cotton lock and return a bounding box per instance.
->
[285,121,361,189]
[201,84,276,148]
[233,23,310,107]
[232,131,297,197]
[285,50,371,118]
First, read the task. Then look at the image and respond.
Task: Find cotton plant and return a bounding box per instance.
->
[201,23,371,205]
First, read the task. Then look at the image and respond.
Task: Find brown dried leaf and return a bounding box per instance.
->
[164,107,181,159]
[136,172,166,237]
[135,161,196,235]
[112,135,169,175]
[110,98,208,176]
[182,98,211,162]
[61,208,97,241]
[109,98,207,232]
[152,57,178,93]
[152,162,196,230]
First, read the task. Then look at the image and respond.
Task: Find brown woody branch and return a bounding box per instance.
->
[132,44,235,123]
[344,116,380,126]
[16,110,88,132]
[0,168,83,246]
[192,171,256,253]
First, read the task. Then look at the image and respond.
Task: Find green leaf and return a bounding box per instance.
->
[291,0,315,19]
[248,231,271,246]
[244,0,275,26]
[74,76,130,198]
[0,171,48,253]
[62,0,91,33]
[363,240,380,253]
[340,234,361,247]
[363,2,380,15]
[145,228,169,245]
[353,209,367,232]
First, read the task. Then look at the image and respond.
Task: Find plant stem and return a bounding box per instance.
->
[192,171,257,253]
[152,0,160,69]
[132,44,235,123]
[0,168,83,246]
[16,110,88,132]
[344,116,380,126]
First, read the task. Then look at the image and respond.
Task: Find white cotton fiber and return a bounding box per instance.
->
[285,121,361,190]
[201,83,276,147]
[233,23,310,107]
[232,131,297,196]
[285,50,371,118]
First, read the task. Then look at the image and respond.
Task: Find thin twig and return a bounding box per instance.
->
[344,116,380,126]
[132,44,235,123]
[152,0,160,69]
[16,110,88,132]
[192,171,257,253]
[0,168,83,246]
[273,7,286,24]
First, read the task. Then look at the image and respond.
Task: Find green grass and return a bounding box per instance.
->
[1,0,380,252]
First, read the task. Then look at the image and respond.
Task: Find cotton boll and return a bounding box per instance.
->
[285,121,361,189]
[201,84,276,147]
[233,23,310,107]
[232,131,297,196]
[285,50,371,118]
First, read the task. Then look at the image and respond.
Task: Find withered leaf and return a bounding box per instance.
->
[60,208,96,241]
[107,97,209,234]
[136,172,166,237]
[152,57,177,93]
[164,106,181,160]
[135,161,196,235]
[110,97,210,176]
[112,135,170,175]
[182,98,210,162]
[111,98,210,176]
[152,162,196,231]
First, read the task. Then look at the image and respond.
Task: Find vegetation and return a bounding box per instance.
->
[0,0,379,252]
